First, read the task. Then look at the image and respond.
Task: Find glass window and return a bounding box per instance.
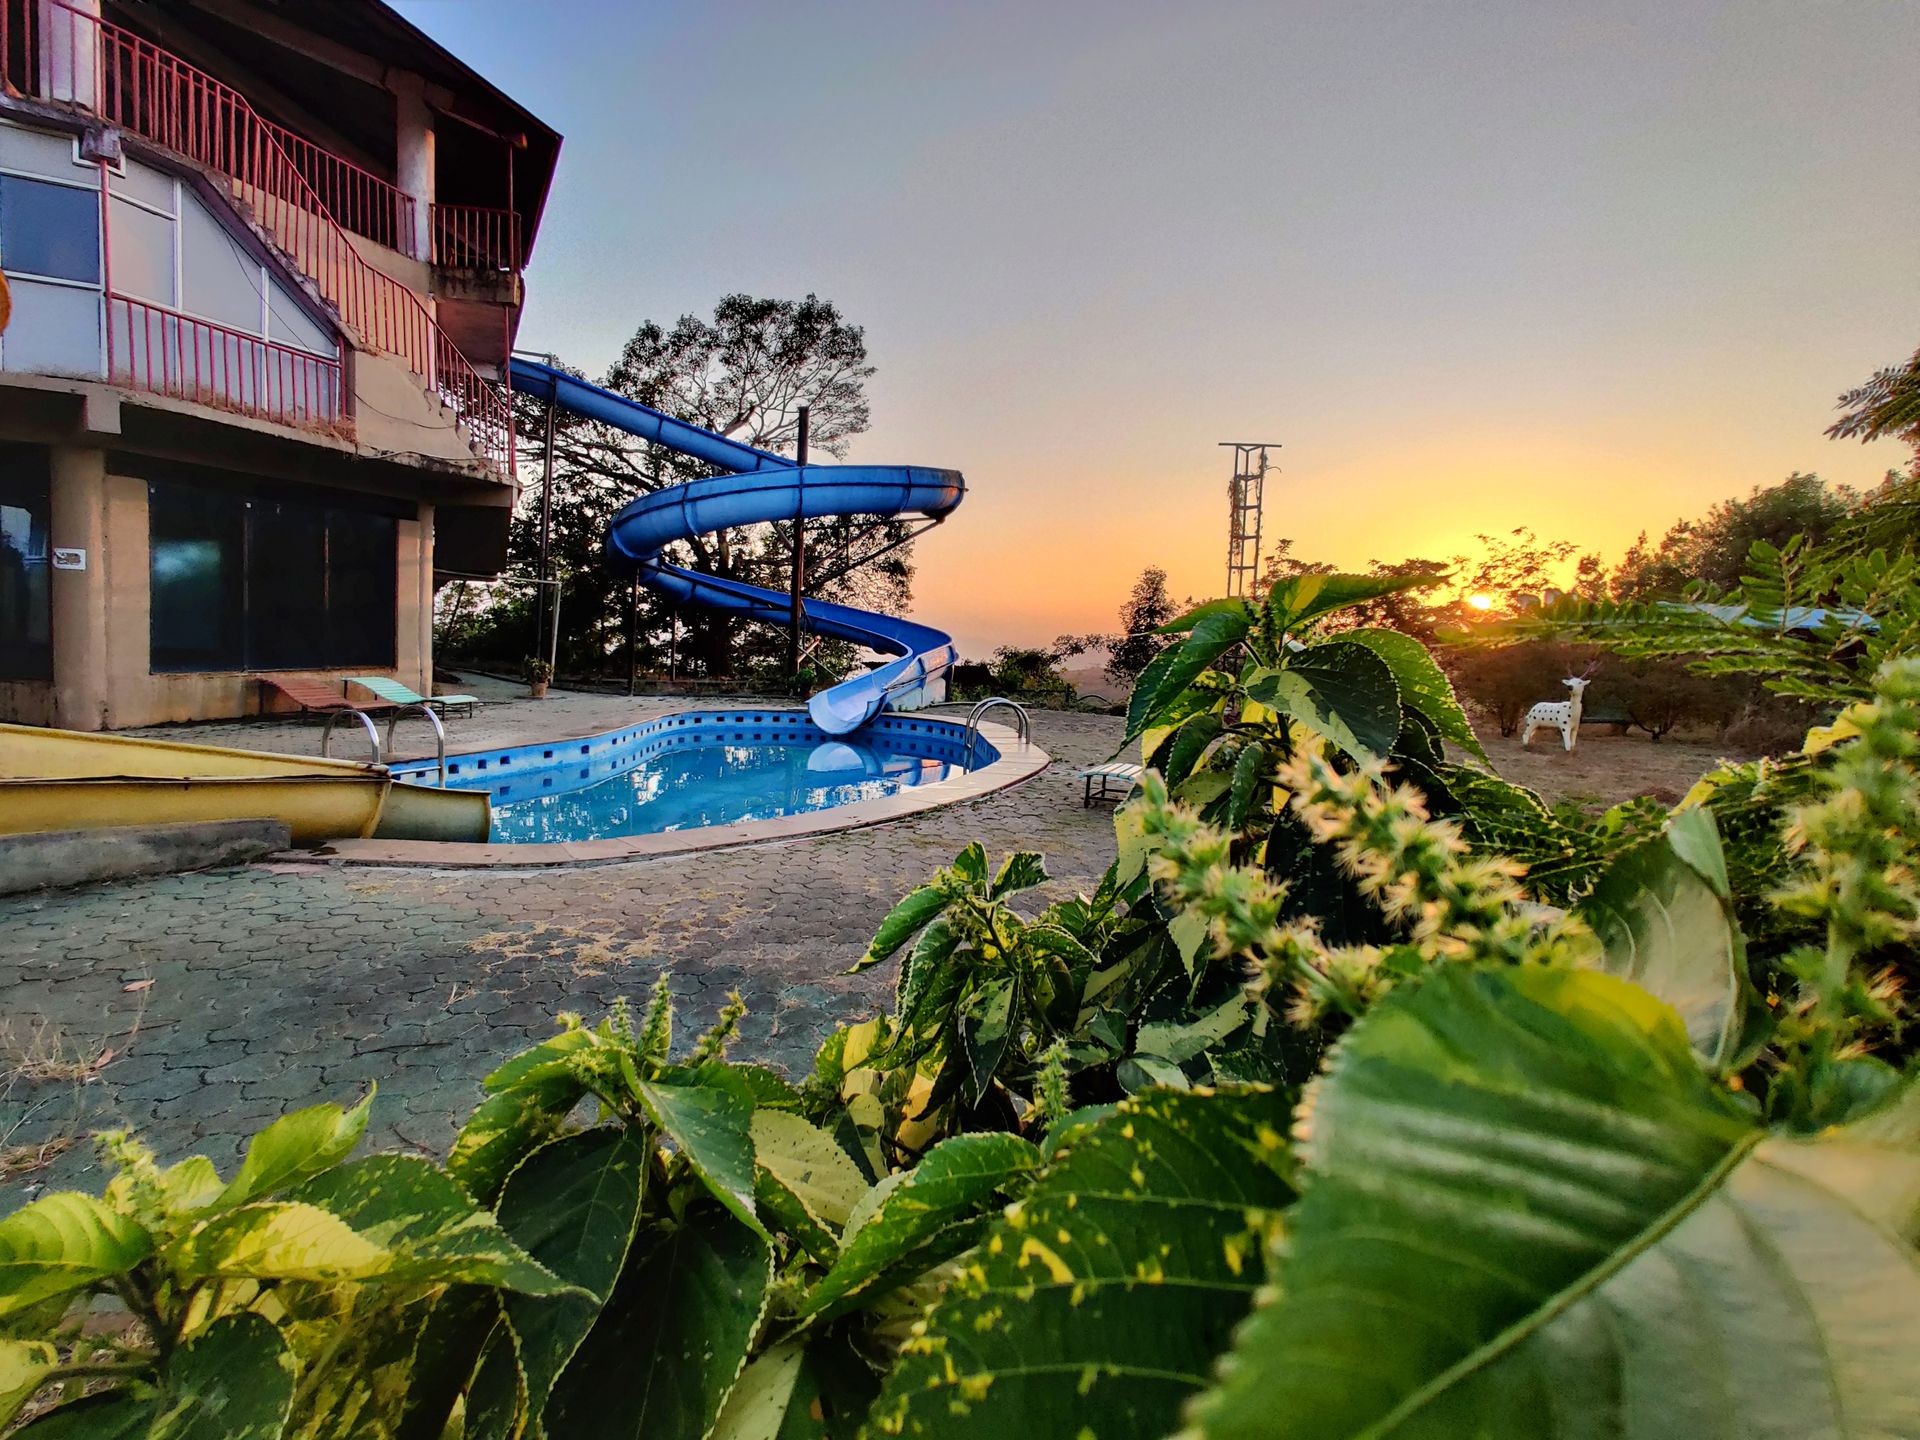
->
[0,173,99,283]
[150,483,244,671]
[149,481,397,673]
[4,278,101,377]
[266,276,330,357]
[108,193,176,305]
[179,189,263,332]
[0,452,51,680]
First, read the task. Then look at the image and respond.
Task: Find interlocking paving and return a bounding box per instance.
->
[0,702,1126,1209]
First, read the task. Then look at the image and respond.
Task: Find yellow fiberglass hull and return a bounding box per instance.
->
[0,724,489,846]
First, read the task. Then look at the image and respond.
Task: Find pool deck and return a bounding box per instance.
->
[0,683,1129,1208]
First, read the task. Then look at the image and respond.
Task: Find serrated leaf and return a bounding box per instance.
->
[1165,713,1224,786]
[10,1393,155,1437]
[484,1129,649,1433]
[990,851,1048,899]
[854,884,948,971]
[1229,740,1269,829]
[0,1339,56,1429]
[1246,641,1400,759]
[1187,965,1920,1440]
[751,1110,869,1233]
[215,1091,374,1209]
[0,1192,152,1319]
[1581,805,1748,1067]
[638,1066,766,1240]
[958,977,1016,1106]
[802,1133,1042,1322]
[710,1343,807,1440]
[1342,624,1487,761]
[867,1089,1293,1439]
[545,1205,772,1440]
[949,842,989,889]
[1132,609,1251,739]
[1125,644,1184,739]
[150,1313,293,1440]
[1135,993,1256,1065]
[1264,570,1437,634]
[450,1028,600,1203]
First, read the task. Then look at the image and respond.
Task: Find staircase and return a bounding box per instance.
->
[3,0,514,475]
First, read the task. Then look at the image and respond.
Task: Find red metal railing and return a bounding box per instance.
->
[3,0,513,474]
[108,292,344,431]
[431,202,522,271]
[270,124,416,258]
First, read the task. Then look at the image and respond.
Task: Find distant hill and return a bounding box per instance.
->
[1061,663,1125,703]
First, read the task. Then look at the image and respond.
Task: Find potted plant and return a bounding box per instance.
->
[526,656,553,699]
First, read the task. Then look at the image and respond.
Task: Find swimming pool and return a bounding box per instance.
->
[387,709,999,845]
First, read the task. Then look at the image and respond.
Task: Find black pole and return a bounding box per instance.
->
[626,577,639,697]
[533,398,555,664]
[787,404,809,680]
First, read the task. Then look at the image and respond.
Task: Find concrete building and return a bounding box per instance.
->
[0,0,558,730]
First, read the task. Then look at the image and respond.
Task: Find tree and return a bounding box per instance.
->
[1829,344,1920,460]
[1106,567,1177,685]
[1611,473,1858,600]
[450,294,914,681]
[1253,538,1334,597]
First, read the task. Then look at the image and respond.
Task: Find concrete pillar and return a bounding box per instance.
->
[47,445,109,731]
[394,81,435,262]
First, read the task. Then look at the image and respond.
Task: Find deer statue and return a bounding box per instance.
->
[1521,676,1590,752]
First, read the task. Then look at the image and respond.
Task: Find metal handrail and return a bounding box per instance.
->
[963,697,1031,765]
[319,708,381,764]
[384,703,448,787]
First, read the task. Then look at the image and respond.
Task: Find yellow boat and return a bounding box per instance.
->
[0,725,489,846]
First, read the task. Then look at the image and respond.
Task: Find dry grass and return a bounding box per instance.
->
[0,987,148,1185]
[1478,730,1760,811]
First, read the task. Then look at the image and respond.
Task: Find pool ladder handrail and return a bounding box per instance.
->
[320,707,382,765]
[384,703,449,787]
[963,697,1031,765]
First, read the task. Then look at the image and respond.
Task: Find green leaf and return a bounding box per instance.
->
[1133,609,1252,738]
[638,1065,766,1240]
[1135,993,1256,1066]
[1228,740,1269,829]
[150,1313,293,1440]
[1117,1054,1191,1092]
[1186,965,1920,1440]
[0,1192,152,1319]
[0,1339,56,1429]
[172,1157,569,1294]
[1164,713,1224,786]
[1581,806,1748,1067]
[215,1091,374,1209]
[949,841,989,889]
[1157,597,1251,635]
[1125,643,1184,739]
[802,1133,1043,1323]
[854,884,948,971]
[710,1343,808,1440]
[481,1130,649,1434]
[867,1088,1294,1439]
[449,1028,599,1203]
[545,1205,773,1440]
[958,976,1016,1106]
[1342,625,1487,761]
[10,1394,155,1437]
[1265,570,1437,634]
[989,851,1048,900]
[1247,640,1401,759]
[750,1110,869,1233]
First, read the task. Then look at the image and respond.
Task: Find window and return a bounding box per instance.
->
[0,173,99,283]
[149,481,397,673]
[0,450,51,680]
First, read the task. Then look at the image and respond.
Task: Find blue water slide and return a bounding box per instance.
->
[507,357,965,735]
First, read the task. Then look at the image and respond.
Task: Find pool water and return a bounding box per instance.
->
[390,710,991,845]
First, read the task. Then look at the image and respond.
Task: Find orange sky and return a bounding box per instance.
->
[400,0,1920,659]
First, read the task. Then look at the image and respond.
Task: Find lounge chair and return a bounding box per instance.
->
[347,675,480,717]
[259,675,395,717]
[1076,761,1143,807]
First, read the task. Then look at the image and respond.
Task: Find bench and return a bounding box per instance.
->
[1077,761,1144,807]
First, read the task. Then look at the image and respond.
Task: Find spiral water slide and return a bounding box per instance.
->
[508,358,965,735]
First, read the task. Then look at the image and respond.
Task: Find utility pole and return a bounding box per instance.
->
[787,404,809,680]
[533,398,556,660]
[1219,441,1279,598]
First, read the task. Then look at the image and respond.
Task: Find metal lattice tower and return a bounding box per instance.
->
[1220,442,1279,598]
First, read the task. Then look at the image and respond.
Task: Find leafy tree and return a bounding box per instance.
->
[449,294,915,681]
[1105,566,1177,685]
[1611,473,1858,601]
[1252,538,1334,596]
[1829,343,1920,459]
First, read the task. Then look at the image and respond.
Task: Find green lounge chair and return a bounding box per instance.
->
[347,675,480,717]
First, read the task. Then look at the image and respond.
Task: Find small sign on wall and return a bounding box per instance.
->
[52,547,87,571]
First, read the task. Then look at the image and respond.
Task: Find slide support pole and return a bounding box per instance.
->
[788,404,809,679]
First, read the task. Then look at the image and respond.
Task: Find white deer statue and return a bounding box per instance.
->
[1522,677,1590,752]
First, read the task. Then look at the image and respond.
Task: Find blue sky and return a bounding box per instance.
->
[398,0,1920,655]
